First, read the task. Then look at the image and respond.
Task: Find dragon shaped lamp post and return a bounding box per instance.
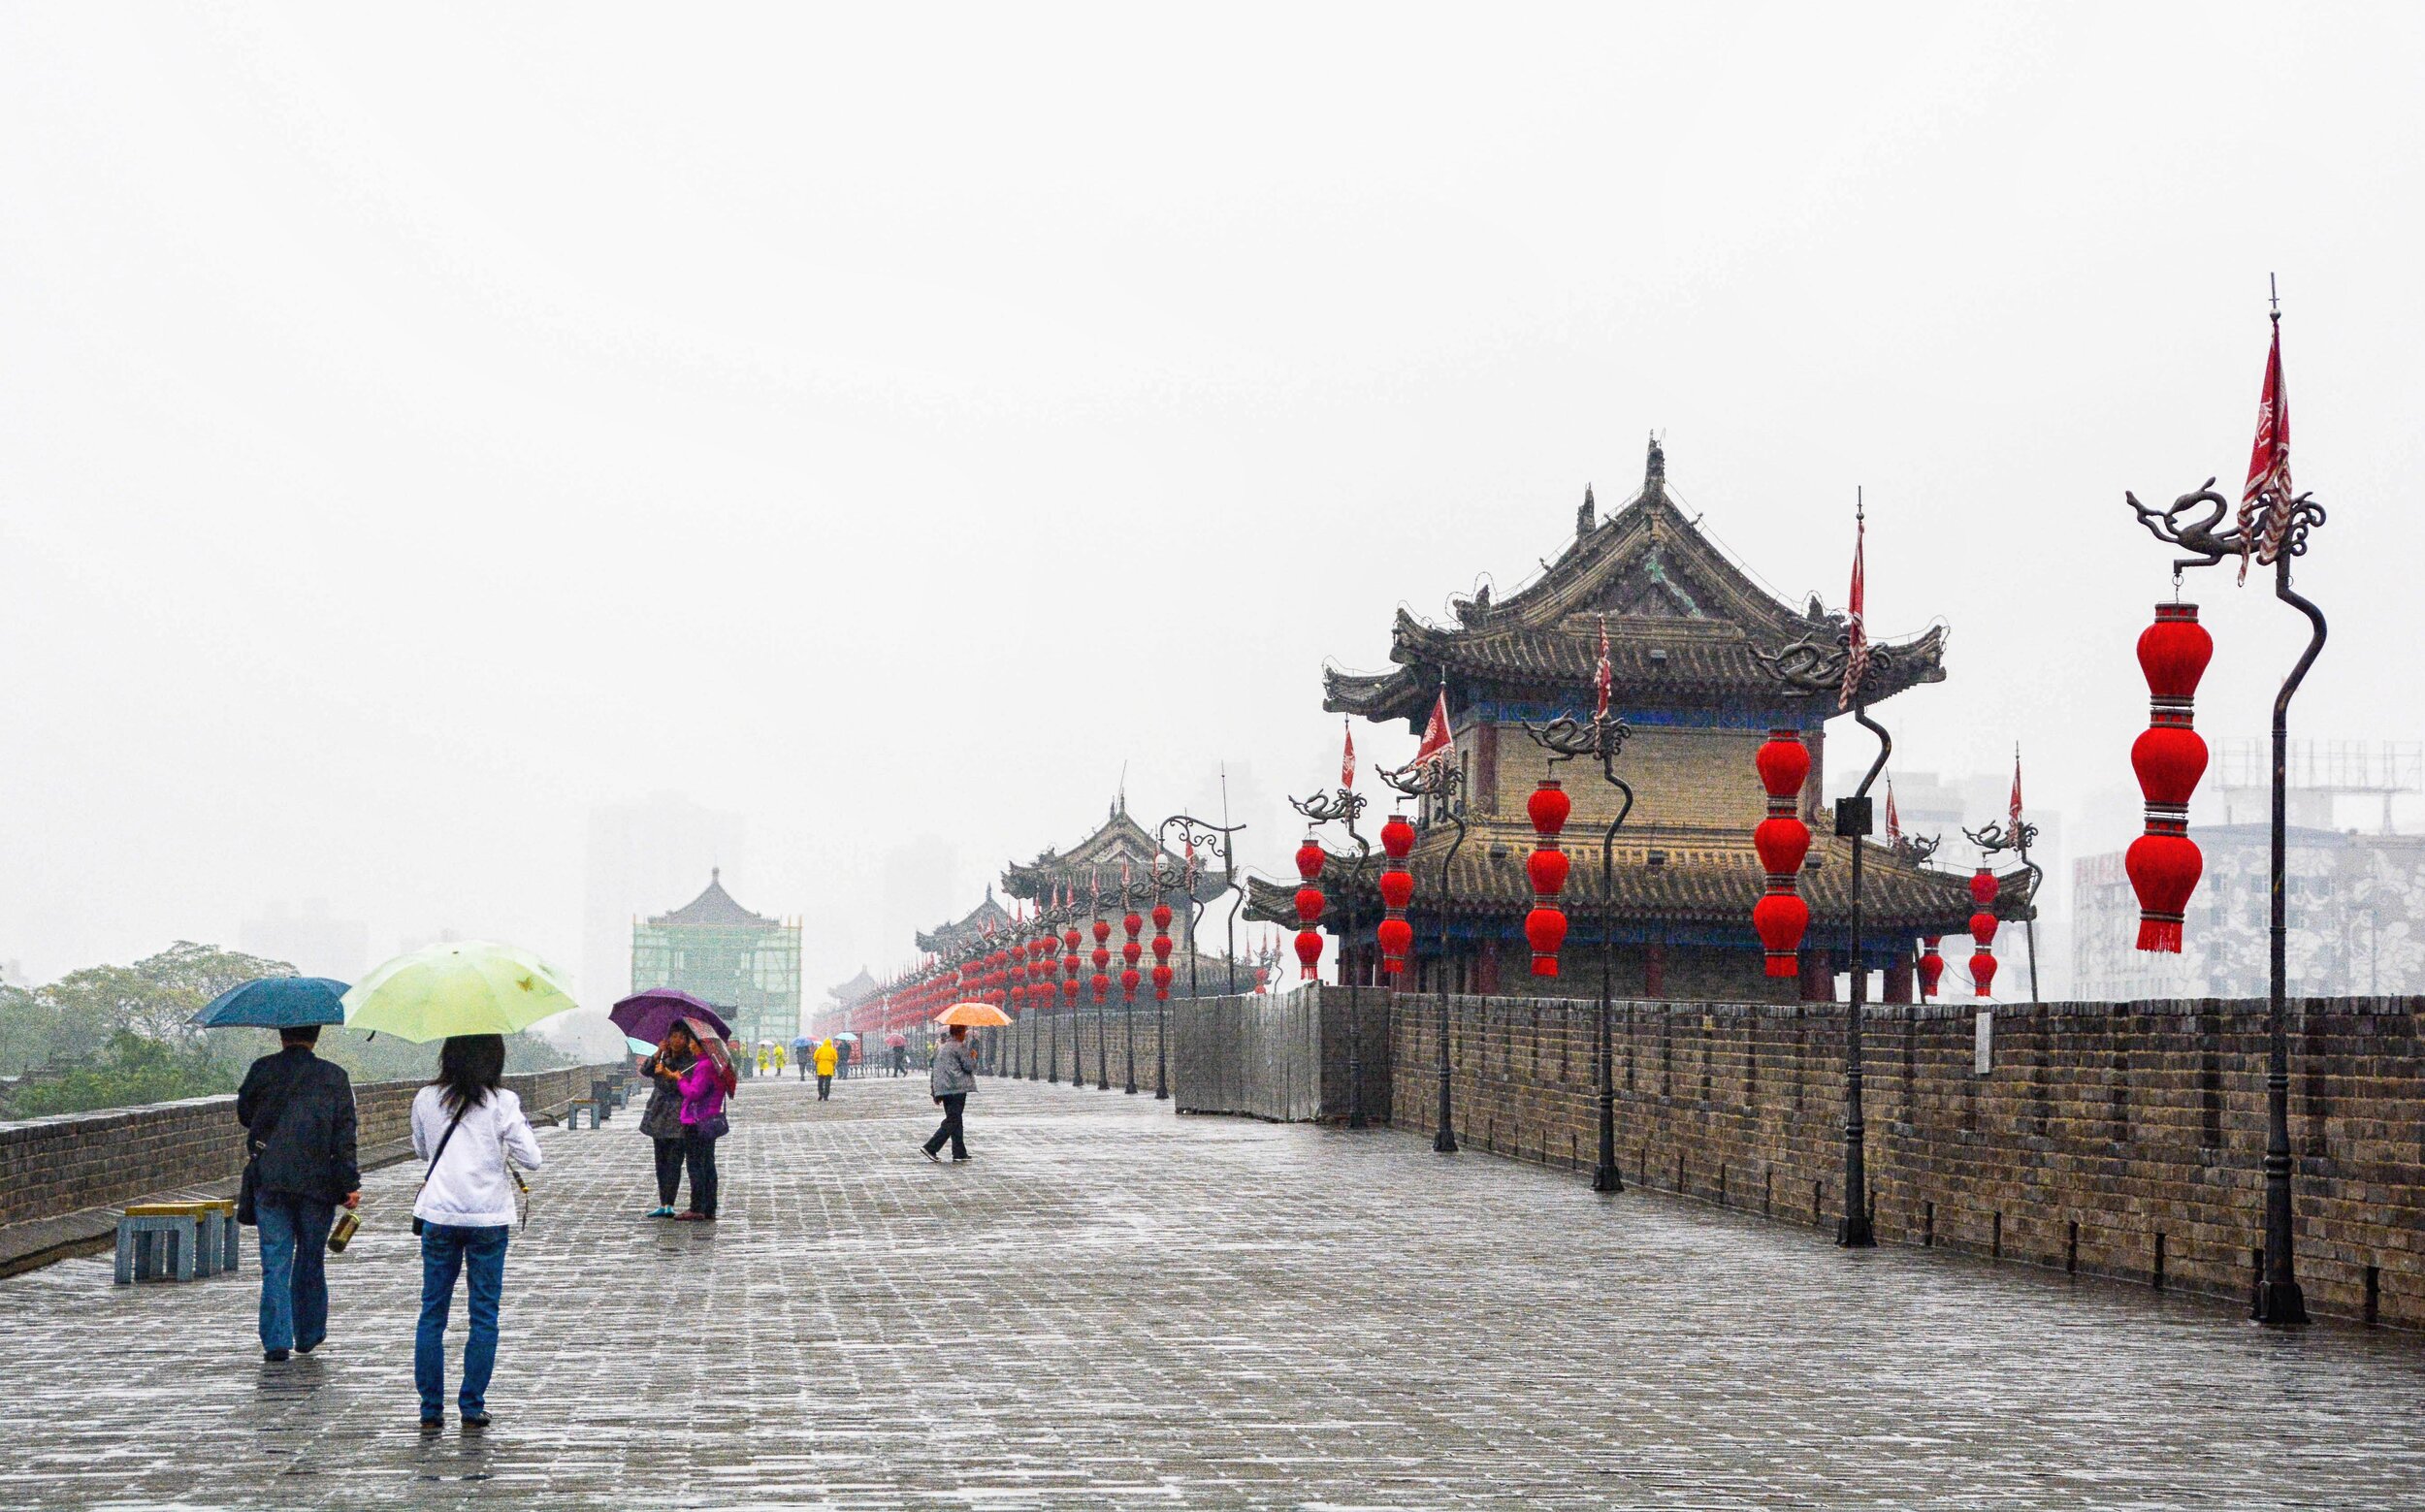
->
[1962,817,2041,1003]
[1378,756,1467,1155]
[1158,815,1248,999]
[1753,614,1919,1251]
[1102,871,1154,1096]
[2126,462,2326,1328]
[1148,858,1182,1100]
[1289,783,1373,1129]
[1522,709,1633,1193]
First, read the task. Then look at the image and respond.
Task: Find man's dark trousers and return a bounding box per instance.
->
[923,1093,969,1160]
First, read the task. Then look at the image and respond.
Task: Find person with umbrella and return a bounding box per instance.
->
[889,1032,909,1078]
[207,977,359,1364]
[790,1035,813,1080]
[344,941,568,1431]
[636,1023,699,1217]
[922,1003,1009,1164]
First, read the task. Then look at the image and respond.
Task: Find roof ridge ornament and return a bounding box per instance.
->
[1643,432,1665,506]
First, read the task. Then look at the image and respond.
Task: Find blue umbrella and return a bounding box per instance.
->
[789,1036,814,1051]
[190,977,351,1030]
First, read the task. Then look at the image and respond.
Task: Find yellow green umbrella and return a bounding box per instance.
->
[342,940,579,1043]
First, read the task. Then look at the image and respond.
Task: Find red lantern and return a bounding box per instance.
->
[1151,902,1173,931]
[1968,911,1999,946]
[1970,949,1998,996]
[1091,971,1110,1002]
[1121,938,1142,967]
[1525,905,1568,977]
[1061,975,1079,1003]
[1917,936,1945,998]
[2128,603,2211,952]
[1294,929,1323,974]
[1968,870,1998,908]
[1123,911,1144,941]
[1525,848,1570,897]
[1294,886,1325,926]
[1527,778,1570,838]
[1376,916,1414,970]
[1151,962,1174,999]
[1121,966,1141,1001]
[1091,945,1111,972]
[1063,926,1083,954]
[1381,814,1415,859]
[1150,934,1173,963]
[1092,918,1111,946]
[1378,869,1414,910]
[1752,727,1812,977]
[1295,840,1326,881]
[1753,892,1810,978]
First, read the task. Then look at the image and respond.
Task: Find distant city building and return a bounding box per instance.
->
[583,793,746,1012]
[630,870,802,1048]
[240,899,370,981]
[2073,740,2425,1000]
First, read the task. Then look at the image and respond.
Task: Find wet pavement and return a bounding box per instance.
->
[6,1071,2423,1510]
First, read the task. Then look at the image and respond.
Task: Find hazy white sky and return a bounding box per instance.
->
[4,5,2420,995]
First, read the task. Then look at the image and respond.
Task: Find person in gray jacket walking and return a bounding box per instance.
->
[922,1025,979,1163]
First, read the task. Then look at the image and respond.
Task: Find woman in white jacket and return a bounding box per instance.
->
[409,1035,542,1432]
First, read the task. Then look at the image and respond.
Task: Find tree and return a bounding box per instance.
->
[36,942,296,1052]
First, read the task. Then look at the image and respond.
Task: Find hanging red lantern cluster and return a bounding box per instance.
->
[1752,728,1813,979]
[1916,935,1944,998]
[1294,836,1327,979]
[1968,869,1999,997]
[1090,916,1112,1002]
[1376,812,1415,975]
[1525,777,1570,977]
[1121,905,1144,1003]
[1061,923,1083,1003]
[2128,601,2213,952]
[1150,899,1175,1000]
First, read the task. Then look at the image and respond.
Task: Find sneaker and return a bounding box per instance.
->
[420,1417,444,1434]
[461,1413,491,1431]
[922,1146,942,1164]
[648,1206,675,1218]
[264,1348,290,1363]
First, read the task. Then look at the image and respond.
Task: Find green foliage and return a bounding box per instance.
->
[7,1030,237,1118]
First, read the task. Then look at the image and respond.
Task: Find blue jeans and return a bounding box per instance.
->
[254,1196,335,1354]
[415,1224,508,1418]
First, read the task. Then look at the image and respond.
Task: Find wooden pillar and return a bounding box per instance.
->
[1644,941,1666,999]
[1884,947,1915,1004]
[1799,947,1834,1002]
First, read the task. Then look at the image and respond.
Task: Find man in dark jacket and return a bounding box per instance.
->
[237,1026,359,1362]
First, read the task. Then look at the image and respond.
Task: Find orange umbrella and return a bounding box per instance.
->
[934,1001,1013,1028]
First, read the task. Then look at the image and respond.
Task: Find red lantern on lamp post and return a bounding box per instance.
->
[1525,777,1570,977]
[1293,833,1327,981]
[2128,602,2212,952]
[1753,728,1814,980]
[1968,868,1999,997]
[1377,812,1415,975]
[1916,936,1945,998]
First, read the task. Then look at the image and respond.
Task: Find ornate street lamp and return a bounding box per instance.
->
[1288,782,1372,1128]
[2124,381,2326,1325]
[1751,497,1921,1249]
[1157,815,1247,995]
[1148,858,1179,1099]
[1377,755,1466,1155]
[1522,699,1633,1193]
[1962,817,2040,1001]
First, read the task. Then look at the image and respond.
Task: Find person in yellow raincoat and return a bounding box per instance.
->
[814,1037,838,1101]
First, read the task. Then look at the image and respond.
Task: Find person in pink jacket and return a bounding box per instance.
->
[672,1036,734,1221]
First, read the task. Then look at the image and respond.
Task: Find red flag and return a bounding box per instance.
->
[1593,614,1614,724]
[2009,749,2025,845]
[1413,689,1453,770]
[2237,315,2294,583]
[1885,779,1901,845]
[1839,501,1868,711]
[1342,719,1356,788]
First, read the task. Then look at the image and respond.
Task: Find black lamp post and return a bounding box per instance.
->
[1289,783,1373,1128]
[1753,571,1924,1250]
[1158,815,1247,996]
[2126,462,2326,1327]
[1379,755,1466,1154]
[1522,708,1634,1193]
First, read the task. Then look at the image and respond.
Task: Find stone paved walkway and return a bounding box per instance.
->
[6,1073,2424,1510]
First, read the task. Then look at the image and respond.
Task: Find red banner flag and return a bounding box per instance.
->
[2237,314,2294,583]
[1413,689,1453,770]
[2009,748,2025,844]
[1839,500,1869,711]
[1342,719,1356,788]
[1885,779,1901,845]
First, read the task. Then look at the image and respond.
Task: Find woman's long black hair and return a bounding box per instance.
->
[433,1034,507,1116]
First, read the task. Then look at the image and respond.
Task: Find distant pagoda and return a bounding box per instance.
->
[1247,437,2031,1001]
[631,869,803,1046]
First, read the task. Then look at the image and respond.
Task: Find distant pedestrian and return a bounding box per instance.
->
[236,1024,360,1363]
[891,1042,908,1078]
[837,1038,855,1080]
[814,1037,837,1100]
[638,1026,698,1218]
[796,1046,809,1081]
[673,1036,735,1221]
[410,1034,542,1432]
[922,1025,979,1164]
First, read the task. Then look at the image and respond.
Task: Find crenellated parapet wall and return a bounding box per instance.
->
[1374,991,2424,1330]
[0,1063,624,1238]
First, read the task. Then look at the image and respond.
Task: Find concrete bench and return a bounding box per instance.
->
[564,1098,601,1130]
[590,1079,619,1119]
[115,1206,204,1284]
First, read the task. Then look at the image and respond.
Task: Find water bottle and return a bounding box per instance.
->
[327,1208,360,1254]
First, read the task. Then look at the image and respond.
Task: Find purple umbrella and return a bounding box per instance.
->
[610,989,732,1046]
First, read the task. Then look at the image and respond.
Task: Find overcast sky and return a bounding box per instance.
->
[3,5,2419,996]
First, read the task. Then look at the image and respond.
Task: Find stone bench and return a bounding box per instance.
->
[563,1098,601,1131]
[115,1204,208,1284]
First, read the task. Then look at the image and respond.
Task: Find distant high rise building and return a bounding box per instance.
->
[583,793,745,1010]
[240,899,371,981]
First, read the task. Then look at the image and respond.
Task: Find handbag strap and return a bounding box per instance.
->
[247,1061,304,1156]
[421,1101,470,1184]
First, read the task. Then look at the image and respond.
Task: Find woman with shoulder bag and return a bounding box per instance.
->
[638,1025,697,1217]
[409,1034,541,1432]
[672,1030,736,1221]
